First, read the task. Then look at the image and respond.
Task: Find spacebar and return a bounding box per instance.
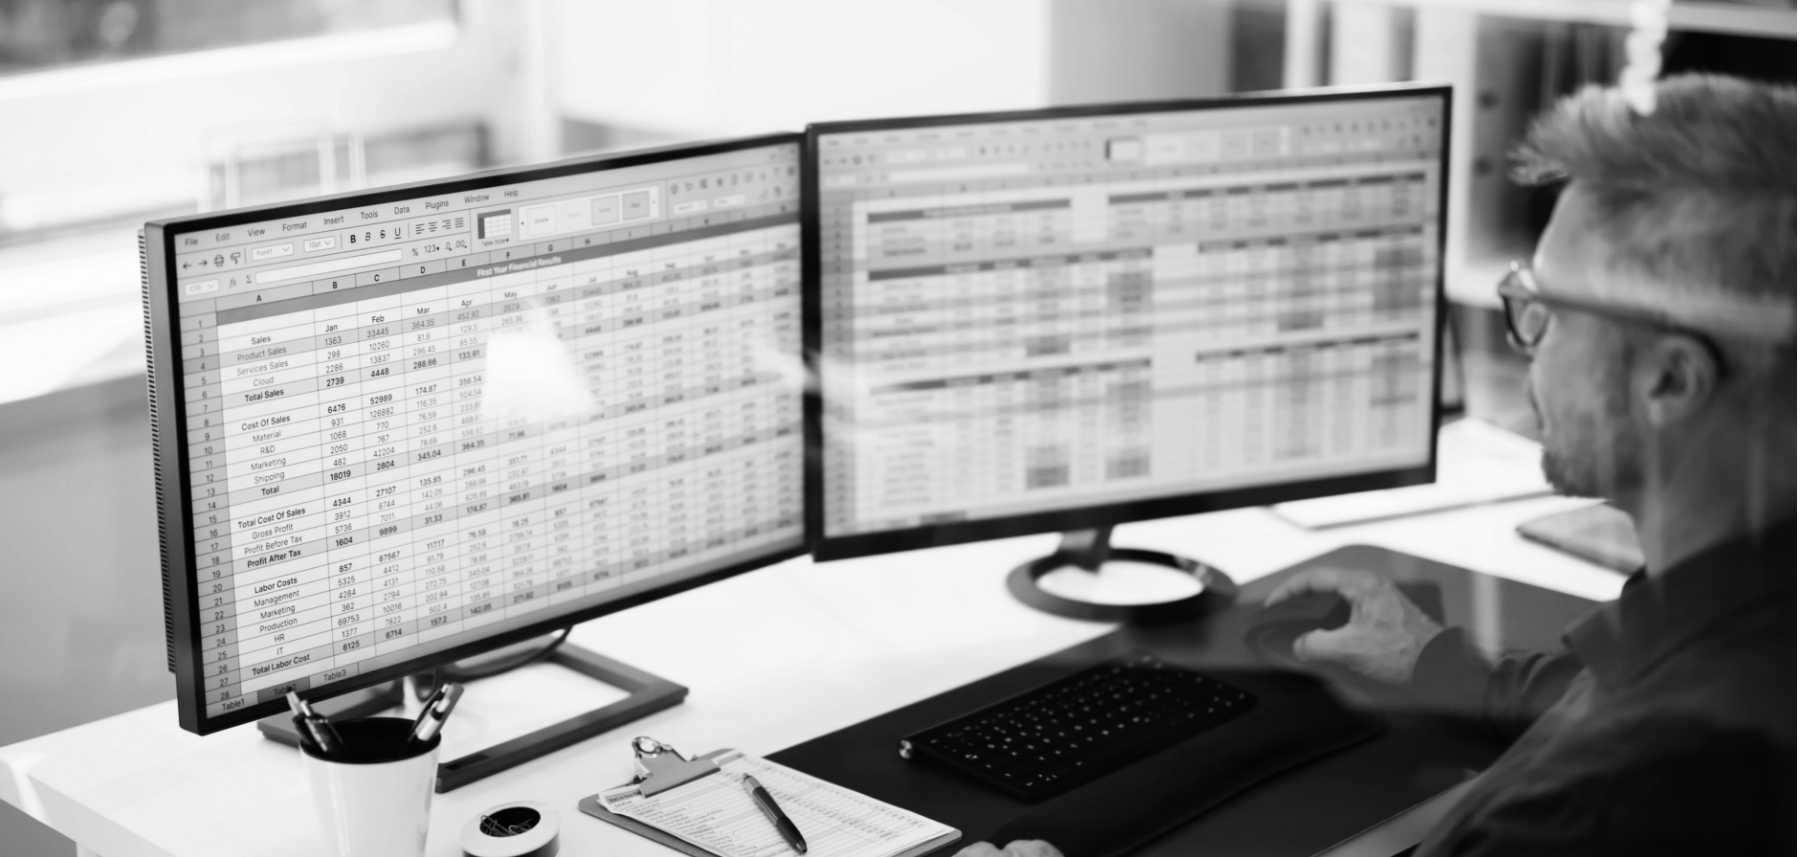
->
[1088,723,1185,763]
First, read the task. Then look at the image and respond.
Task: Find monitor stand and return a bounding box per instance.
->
[257,643,684,792]
[1006,525,1236,623]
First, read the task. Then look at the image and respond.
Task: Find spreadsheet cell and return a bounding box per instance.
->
[178,204,804,715]
[818,98,1444,538]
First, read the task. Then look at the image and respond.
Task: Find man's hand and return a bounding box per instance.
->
[953,840,1064,857]
[1263,567,1447,684]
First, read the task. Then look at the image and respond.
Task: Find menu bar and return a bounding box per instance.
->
[173,142,798,253]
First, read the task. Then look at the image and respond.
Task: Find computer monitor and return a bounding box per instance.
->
[804,86,1449,615]
[143,135,806,753]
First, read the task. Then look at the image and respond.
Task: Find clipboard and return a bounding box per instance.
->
[578,737,960,857]
[1516,502,1644,573]
[578,739,739,857]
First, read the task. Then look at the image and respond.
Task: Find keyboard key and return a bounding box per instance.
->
[901,654,1256,801]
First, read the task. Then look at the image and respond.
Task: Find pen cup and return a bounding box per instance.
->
[300,716,441,857]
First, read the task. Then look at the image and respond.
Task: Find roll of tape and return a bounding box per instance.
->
[460,801,560,857]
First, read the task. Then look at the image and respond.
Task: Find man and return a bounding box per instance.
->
[961,73,1795,857]
[1290,73,1793,855]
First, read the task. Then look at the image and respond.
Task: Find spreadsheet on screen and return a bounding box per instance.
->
[170,144,804,721]
[815,96,1445,538]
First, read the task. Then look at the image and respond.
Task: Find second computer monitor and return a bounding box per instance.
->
[806,86,1450,560]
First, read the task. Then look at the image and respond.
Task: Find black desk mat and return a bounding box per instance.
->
[768,545,1599,857]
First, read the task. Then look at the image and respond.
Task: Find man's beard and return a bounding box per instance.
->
[1530,380,1637,500]
[1541,445,1600,497]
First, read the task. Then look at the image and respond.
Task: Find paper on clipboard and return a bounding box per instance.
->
[581,749,959,857]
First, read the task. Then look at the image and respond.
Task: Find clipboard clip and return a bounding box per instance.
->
[630,736,721,797]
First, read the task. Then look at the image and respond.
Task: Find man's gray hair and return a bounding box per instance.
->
[1512,74,1795,340]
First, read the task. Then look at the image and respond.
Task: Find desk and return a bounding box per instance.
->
[0,437,1622,857]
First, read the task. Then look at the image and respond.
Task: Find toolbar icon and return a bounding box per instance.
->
[477,210,512,239]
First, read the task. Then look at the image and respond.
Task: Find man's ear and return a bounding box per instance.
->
[1636,334,1721,427]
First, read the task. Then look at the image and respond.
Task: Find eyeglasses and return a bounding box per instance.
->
[1495,262,1724,363]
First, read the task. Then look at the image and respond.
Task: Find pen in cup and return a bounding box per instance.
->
[286,691,345,757]
[408,682,463,747]
[743,774,807,854]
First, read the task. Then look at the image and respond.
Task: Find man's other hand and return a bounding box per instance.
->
[953,840,1065,857]
[1264,567,1447,684]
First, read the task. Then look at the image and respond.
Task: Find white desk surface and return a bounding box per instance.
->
[1,434,1624,857]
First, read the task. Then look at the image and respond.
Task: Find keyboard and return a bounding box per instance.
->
[898,653,1257,801]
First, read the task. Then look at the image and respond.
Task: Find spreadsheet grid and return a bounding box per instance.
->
[816,98,1443,537]
[178,214,804,717]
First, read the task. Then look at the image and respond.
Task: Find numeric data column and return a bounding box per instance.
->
[658,235,710,565]
[382,284,452,655]
[692,236,740,558]
[769,229,804,533]
[491,274,550,617]
[419,280,493,643]
[453,279,507,632]
[613,248,663,583]
[313,300,368,682]
[536,268,588,605]
[333,293,408,664]
[574,259,624,590]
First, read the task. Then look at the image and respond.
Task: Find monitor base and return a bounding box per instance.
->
[1006,526,1236,624]
[257,642,686,792]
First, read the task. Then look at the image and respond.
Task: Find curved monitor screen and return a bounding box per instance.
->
[148,138,805,732]
[811,91,1446,550]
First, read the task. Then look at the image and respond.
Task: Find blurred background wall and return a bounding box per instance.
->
[0,1,1790,852]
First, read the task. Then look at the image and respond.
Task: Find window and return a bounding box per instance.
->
[0,0,455,76]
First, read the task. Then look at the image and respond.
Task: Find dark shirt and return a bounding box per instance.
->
[1408,519,1796,856]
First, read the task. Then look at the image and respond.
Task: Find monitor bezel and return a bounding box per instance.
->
[147,132,809,735]
[802,84,1453,562]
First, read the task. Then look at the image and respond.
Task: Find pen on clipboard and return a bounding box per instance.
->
[285,691,344,757]
[743,774,807,854]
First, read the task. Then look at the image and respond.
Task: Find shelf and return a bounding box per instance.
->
[1446,256,1515,309]
[1667,1,1797,38]
[1389,0,1795,40]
